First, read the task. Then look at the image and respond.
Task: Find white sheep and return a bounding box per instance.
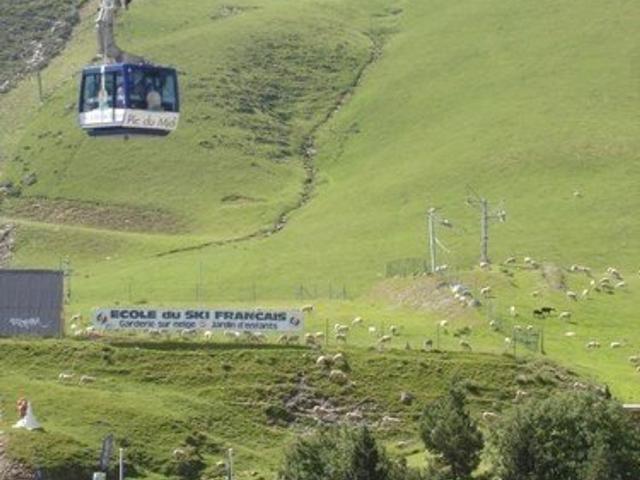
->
[531,290,540,297]
[489,320,498,330]
[480,286,492,297]
[586,340,601,349]
[335,333,347,343]
[58,373,74,382]
[482,411,500,423]
[459,340,472,351]
[335,324,349,335]
[79,375,96,384]
[504,256,517,265]
[316,355,332,367]
[352,317,363,326]
[615,281,626,289]
[610,342,622,349]
[368,326,377,335]
[566,291,578,301]
[628,355,640,364]
[524,256,533,264]
[314,332,325,340]
[329,369,348,385]
[514,390,528,403]
[581,288,590,298]
[559,311,572,320]
[607,267,622,280]
[301,304,314,313]
[389,325,399,336]
[438,320,448,328]
[565,331,576,337]
[203,331,213,341]
[504,337,512,345]
[378,335,392,344]
[509,305,518,317]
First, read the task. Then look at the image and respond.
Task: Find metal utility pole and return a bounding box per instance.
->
[427,208,437,274]
[119,448,124,480]
[425,207,452,274]
[466,189,506,266]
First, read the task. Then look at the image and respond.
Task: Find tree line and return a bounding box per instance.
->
[278,386,640,480]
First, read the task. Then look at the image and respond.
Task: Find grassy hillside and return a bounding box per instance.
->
[0,0,85,93]
[0,0,639,449]
[0,338,578,479]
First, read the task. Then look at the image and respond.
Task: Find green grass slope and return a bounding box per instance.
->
[0,338,577,479]
[1,0,640,406]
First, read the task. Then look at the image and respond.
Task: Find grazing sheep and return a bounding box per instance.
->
[565,331,576,337]
[607,267,622,280]
[345,410,363,422]
[368,326,377,335]
[615,281,626,289]
[509,306,518,317]
[581,289,590,298]
[378,335,392,344]
[435,264,449,273]
[333,353,346,366]
[524,256,533,264]
[558,311,572,320]
[224,330,240,339]
[314,332,325,340]
[610,342,622,349]
[628,355,640,364]
[504,337,512,345]
[566,291,578,301]
[389,325,399,336]
[514,390,528,403]
[329,369,348,385]
[479,261,490,269]
[482,411,500,423]
[79,375,96,384]
[352,317,363,326]
[316,355,332,367]
[526,324,534,332]
[58,373,74,382]
[172,448,186,458]
[459,340,472,351]
[301,304,314,313]
[586,341,601,349]
[504,256,517,265]
[531,290,540,297]
[335,333,347,343]
[438,320,449,328]
[480,286,492,297]
[489,320,498,330]
[336,325,350,335]
[203,330,213,341]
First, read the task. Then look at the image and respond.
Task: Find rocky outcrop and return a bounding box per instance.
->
[0,438,35,480]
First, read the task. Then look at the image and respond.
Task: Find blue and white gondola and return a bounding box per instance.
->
[78,63,180,136]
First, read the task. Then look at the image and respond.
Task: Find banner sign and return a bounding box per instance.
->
[0,270,63,337]
[93,308,303,332]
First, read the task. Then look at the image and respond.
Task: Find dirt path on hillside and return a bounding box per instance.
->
[156,33,386,258]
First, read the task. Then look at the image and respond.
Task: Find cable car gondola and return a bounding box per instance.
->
[78,0,180,137]
[79,63,179,136]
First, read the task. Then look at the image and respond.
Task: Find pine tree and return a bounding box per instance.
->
[419,385,483,479]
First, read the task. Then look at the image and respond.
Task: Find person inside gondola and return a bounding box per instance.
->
[115,81,126,108]
[145,78,162,111]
